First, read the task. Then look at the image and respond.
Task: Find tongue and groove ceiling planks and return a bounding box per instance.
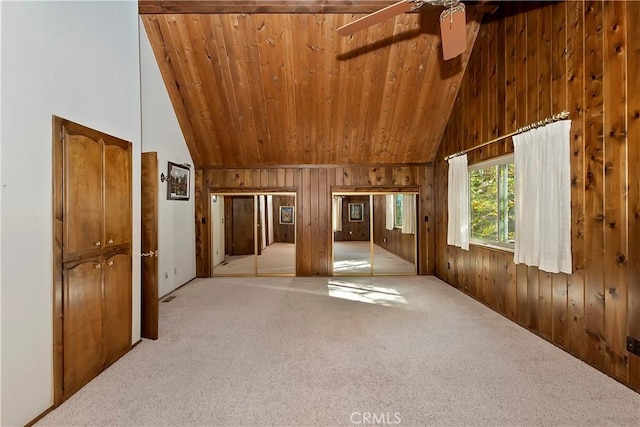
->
[140,1,485,167]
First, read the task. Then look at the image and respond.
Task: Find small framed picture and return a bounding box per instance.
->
[348,203,364,222]
[279,206,295,225]
[167,162,190,201]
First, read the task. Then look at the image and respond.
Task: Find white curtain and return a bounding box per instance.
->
[513,120,572,274]
[266,195,274,245]
[385,195,394,230]
[402,194,416,234]
[447,154,469,250]
[332,196,343,232]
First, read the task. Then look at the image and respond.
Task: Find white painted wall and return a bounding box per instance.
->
[139,20,196,298]
[212,195,225,268]
[0,2,141,425]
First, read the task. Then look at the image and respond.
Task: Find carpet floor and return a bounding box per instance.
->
[38,276,640,426]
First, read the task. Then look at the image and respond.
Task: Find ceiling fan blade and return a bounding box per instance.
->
[337,0,414,37]
[440,3,466,60]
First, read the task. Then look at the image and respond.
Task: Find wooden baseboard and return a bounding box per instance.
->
[25,404,55,427]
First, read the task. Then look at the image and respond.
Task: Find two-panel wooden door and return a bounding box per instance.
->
[63,132,131,257]
[57,118,132,400]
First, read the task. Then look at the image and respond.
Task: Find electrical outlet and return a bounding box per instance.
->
[627,337,635,352]
[627,336,640,356]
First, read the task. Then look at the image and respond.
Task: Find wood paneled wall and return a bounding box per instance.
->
[435,0,640,391]
[271,195,295,244]
[195,165,434,277]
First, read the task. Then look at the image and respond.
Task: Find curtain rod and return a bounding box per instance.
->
[444,111,571,162]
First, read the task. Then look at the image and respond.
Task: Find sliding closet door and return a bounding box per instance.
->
[332,192,417,276]
[212,195,256,275]
[257,193,296,275]
[333,194,372,275]
[211,193,296,276]
[372,193,417,275]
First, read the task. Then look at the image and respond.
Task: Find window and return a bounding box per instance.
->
[469,155,515,249]
[394,194,403,228]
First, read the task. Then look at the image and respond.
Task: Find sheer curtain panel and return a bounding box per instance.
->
[447,154,469,250]
[332,196,343,232]
[513,120,572,274]
[402,194,416,234]
[385,195,395,230]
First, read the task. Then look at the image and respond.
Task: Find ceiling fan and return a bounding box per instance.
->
[337,0,467,60]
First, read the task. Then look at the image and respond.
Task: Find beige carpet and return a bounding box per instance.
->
[38,276,639,426]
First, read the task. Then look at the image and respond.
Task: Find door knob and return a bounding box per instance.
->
[107,260,114,267]
[107,239,114,245]
[94,241,101,247]
[93,263,101,269]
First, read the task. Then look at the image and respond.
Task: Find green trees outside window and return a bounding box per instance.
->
[469,157,515,247]
[394,194,403,228]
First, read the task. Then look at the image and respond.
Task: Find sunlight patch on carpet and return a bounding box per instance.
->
[327,279,408,307]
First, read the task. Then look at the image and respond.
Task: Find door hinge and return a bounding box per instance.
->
[60,129,64,142]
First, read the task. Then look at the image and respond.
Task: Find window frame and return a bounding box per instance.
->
[468,154,515,252]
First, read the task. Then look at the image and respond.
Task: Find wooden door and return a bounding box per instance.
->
[141,152,158,340]
[103,253,132,363]
[63,130,103,256]
[54,116,134,405]
[231,196,255,255]
[63,258,103,396]
[104,142,132,249]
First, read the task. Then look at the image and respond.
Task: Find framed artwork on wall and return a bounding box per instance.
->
[279,206,295,224]
[348,203,364,222]
[167,162,190,200]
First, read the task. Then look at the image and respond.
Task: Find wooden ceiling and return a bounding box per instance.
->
[140,1,485,168]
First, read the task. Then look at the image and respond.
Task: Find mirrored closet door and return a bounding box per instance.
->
[211,193,296,276]
[332,192,417,276]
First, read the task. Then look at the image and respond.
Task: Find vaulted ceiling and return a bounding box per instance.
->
[140,1,488,168]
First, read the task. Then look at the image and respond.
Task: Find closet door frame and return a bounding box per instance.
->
[331,187,419,276]
[209,189,298,277]
[52,116,133,406]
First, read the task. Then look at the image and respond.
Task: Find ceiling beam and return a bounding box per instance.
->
[139,1,404,14]
[140,1,499,15]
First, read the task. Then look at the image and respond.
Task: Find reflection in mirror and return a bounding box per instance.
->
[332,194,372,274]
[372,194,416,274]
[211,193,296,276]
[211,195,256,275]
[332,192,417,276]
[257,194,296,275]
